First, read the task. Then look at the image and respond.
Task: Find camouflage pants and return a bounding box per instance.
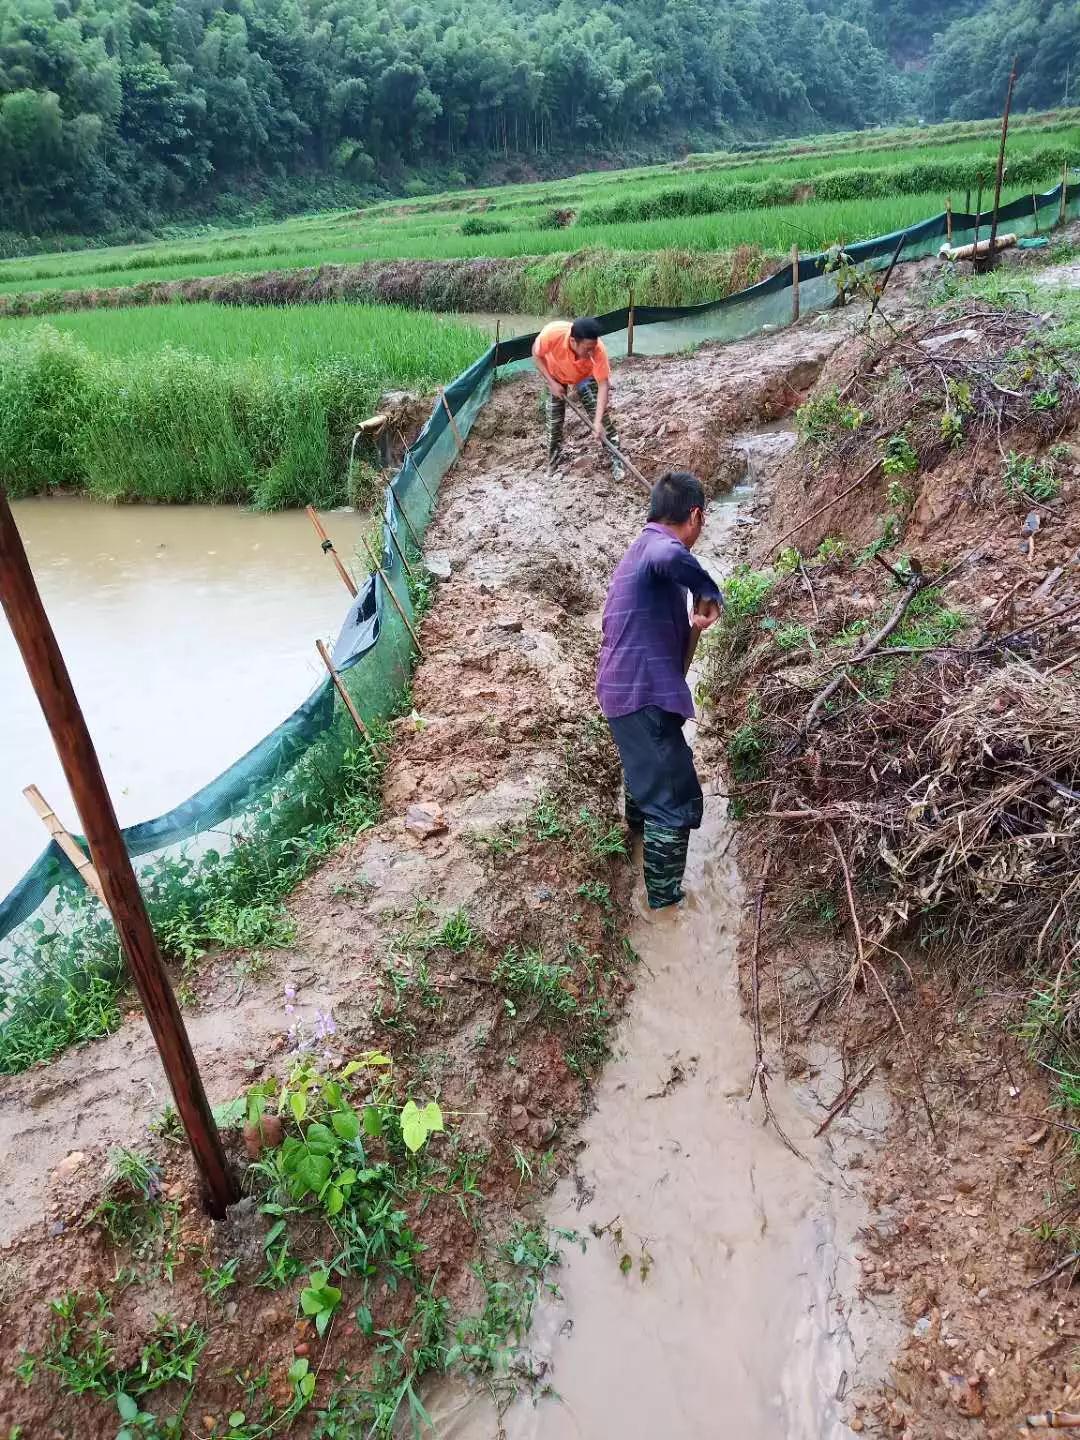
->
[625,790,689,909]
[547,378,618,463]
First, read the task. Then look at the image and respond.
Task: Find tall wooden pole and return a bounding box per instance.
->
[627,286,635,357]
[1061,162,1070,228]
[790,244,800,322]
[987,59,1018,265]
[306,505,358,599]
[0,490,238,1218]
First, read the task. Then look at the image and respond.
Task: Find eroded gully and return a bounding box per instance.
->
[424,428,900,1439]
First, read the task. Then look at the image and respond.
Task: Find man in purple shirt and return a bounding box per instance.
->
[597,471,722,909]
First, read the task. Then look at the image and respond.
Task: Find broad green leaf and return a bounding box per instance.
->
[401,1098,444,1152]
[340,1061,362,1078]
[287,1358,310,1385]
[315,1307,332,1337]
[362,1105,383,1137]
[300,1372,316,1400]
[229,1414,246,1428]
[117,1394,140,1422]
[300,1289,322,1315]
[325,1186,344,1216]
[290,1090,307,1124]
[305,1122,336,1152]
[212,1096,245,1129]
[355,1304,373,1335]
[331,1108,360,1141]
[419,1100,444,1134]
[297,1154,332,1194]
[323,1082,342,1107]
[337,1168,357,1187]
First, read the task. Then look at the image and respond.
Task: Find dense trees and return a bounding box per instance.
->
[0,0,1074,238]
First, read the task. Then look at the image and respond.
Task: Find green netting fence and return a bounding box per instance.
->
[1,177,1077,1006]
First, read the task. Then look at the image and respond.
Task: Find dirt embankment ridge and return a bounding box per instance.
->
[701,262,1080,1437]
[0,244,773,320]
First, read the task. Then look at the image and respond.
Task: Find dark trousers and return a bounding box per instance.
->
[608,706,702,909]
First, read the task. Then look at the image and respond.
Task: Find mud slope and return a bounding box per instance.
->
[0,319,858,1437]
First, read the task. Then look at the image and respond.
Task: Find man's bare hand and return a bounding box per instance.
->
[548,380,568,399]
[593,423,605,444]
[691,598,721,632]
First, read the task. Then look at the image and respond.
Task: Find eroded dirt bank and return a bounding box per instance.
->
[0,318,863,1437]
[700,257,1080,1437]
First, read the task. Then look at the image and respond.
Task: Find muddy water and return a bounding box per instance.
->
[424,444,896,1439]
[1,498,369,894]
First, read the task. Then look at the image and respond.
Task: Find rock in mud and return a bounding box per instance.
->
[52,1151,87,1183]
[426,551,452,580]
[404,801,449,838]
[509,1104,530,1133]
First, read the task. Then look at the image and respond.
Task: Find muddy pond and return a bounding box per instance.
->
[1,498,370,894]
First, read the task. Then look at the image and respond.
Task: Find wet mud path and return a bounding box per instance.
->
[423,443,896,1438]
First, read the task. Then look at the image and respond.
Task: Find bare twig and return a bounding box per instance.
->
[1027,1252,1080,1291]
[746,853,809,1163]
[767,458,883,557]
[798,557,820,623]
[815,1062,878,1136]
[803,569,925,733]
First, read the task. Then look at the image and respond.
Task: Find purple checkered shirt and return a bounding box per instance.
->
[596,522,722,721]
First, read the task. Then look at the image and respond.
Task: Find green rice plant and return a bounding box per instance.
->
[0,306,486,509]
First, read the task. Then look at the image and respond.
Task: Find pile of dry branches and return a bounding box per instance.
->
[822,299,1080,480]
[758,654,1080,985]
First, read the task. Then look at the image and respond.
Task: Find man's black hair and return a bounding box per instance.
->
[648,471,706,524]
[570,317,602,342]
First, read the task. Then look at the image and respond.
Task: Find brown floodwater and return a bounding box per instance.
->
[1,497,369,895]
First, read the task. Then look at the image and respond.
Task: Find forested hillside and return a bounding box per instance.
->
[0,0,1074,239]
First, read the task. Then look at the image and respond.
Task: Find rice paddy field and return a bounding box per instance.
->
[1,110,1077,303]
[0,305,486,509]
[1,110,1077,509]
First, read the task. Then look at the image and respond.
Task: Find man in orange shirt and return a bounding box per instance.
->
[532,317,624,481]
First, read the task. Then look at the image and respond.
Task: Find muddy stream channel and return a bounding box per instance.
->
[2,499,370,893]
[425,430,901,1439]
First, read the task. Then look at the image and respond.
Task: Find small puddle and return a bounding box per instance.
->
[422,423,899,1437]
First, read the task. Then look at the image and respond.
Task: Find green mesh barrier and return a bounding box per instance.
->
[2,178,1076,975]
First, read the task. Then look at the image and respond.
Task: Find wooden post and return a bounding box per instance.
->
[973,178,983,255]
[627,286,635,357]
[1032,193,1040,234]
[493,319,501,369]
[0,490,238,1218]
[315,640,370,740]
[440,390,464,454]
[945,195,953,245]
[361,537,424,657]
[1062,162,1070,228]
[23,784,106,903]
[306,506,358,599]
[384,516,414,577]
[987,58,1018,265]
[791,244,800,322]
[964,186,971,215]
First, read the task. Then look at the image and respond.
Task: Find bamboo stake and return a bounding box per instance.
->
[0,490,238,1218]
[384,516,414,577]
[974,177,983,254]
[397,430,435,503]
[987,58,1018,265]
[964,186,971,215]
[23,784,106,903]
[1062,162,1070,227]
[627,286,635,357]
[316,639,370,739]
[305,505,358,599]
[440,389,464,453]
[945,195,953,245]
[494,319,501,368]
[361,537,423,656]
[390,490,422,553]
[790,244,800,322]
[1032,192,1040,234]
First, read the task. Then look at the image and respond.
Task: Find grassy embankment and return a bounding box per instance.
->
[0,114,1075,315]
[0,304,486,510]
